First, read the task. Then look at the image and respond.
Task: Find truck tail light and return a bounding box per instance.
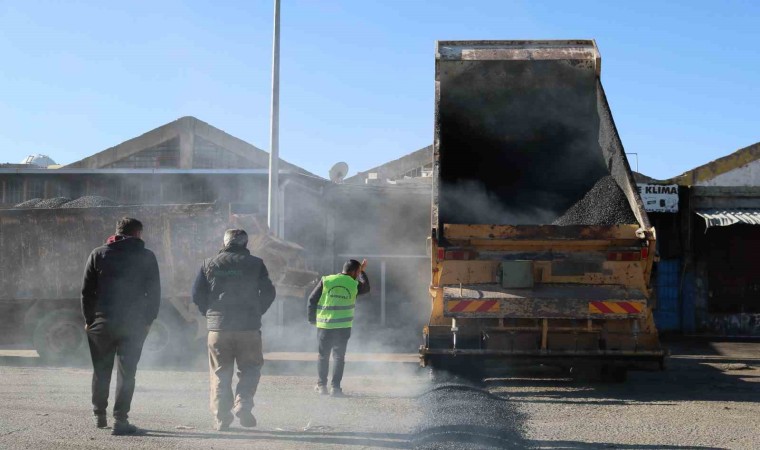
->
[607,251,642,261]
[437,248,476,261]
[445,250,476,260]
[641,246,649,259]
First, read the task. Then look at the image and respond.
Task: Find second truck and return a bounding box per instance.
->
[0,202,317,363]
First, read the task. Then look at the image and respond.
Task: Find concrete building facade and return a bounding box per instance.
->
[644,141,760,336]
[345,145,432,185]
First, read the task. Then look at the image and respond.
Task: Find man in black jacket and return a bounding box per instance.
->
[192,229,276,431]
[81,217,160,435]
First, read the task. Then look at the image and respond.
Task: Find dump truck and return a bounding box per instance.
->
[0,202,317,363]
[421,40,664,381]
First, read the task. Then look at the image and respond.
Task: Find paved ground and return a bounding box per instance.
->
[0,340,758,449]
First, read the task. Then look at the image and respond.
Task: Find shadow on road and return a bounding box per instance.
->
[486,355,760,406]
[140,428,411,449]
[137,426,721,450]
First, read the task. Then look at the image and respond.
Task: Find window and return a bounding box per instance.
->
[4,178,23,204]
[49,179,71,198]
[120,180,141,204]
[105,139,180,168]
[162,179,183,204]
[180,178,214,203]
[194,137,252,169]
[26,179,45,199]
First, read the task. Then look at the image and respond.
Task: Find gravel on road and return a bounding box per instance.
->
[413,382,526,449]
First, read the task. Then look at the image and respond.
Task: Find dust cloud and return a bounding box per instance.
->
[0,169,433,370]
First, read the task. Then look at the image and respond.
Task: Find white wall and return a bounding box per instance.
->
[697,159,760,187]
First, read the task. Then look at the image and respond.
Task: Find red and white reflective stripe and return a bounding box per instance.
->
[588,301,645,315]
[447,300,499,313]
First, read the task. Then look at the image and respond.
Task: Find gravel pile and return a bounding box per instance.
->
[60,196,118,208]
[35,197,71,209]
[553,175,637,226]
[413,383,526,449]
[14,198,43,208]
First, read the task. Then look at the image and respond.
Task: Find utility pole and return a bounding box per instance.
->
[267,0,281,235]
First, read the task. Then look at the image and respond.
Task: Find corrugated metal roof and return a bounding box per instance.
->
[696,209,760,228]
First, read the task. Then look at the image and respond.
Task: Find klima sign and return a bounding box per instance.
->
[636,184,679,213]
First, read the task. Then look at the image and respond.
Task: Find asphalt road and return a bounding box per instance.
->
[0,341,758,449]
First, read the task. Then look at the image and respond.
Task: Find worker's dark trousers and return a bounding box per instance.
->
[86,321,148,420]
[317,327,351,388]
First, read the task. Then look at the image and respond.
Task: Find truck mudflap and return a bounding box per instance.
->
[442,283,648,319]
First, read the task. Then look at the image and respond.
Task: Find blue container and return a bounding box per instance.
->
[654,259,681,331]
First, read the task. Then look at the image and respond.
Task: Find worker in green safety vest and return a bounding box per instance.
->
[307,259,370,397]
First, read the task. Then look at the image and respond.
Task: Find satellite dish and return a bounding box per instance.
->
[329,162,349,183]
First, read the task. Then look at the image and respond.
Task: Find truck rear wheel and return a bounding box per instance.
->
[142,308,194,367]
[33,311,88,364]
[600,365,628,383]
[570,365,628,383]
[428,356,485,383]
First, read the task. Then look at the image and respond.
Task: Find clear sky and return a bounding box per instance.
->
[0,0,757,180]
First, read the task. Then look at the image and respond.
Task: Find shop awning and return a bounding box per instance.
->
[696,209,760,228]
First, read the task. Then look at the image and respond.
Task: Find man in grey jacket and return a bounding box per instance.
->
[192,229,276,431]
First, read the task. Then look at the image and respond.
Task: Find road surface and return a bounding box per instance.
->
[0,341,757,449]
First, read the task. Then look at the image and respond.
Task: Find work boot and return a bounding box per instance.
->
[213,417,232,431]
[111,419,138,436]
[314,384,328,395]
[330,387,345,397]
[236,410,257,428]
[95,414,107,429]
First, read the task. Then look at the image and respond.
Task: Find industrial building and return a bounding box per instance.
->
[0,118,328,253]
[0,117,316,207]
[0,117,430,345]
[345,145,433,185]
[3,119,759,337]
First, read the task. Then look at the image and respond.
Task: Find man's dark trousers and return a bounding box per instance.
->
[87,321,148,420]
[317,328,351,388]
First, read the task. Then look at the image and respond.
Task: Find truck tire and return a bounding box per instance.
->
[33,311,88,364]
[600,365,628,383]
[572,365,628,383]
[141,308,194,367]
[429,357,485,383]
[570,365,602,383]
